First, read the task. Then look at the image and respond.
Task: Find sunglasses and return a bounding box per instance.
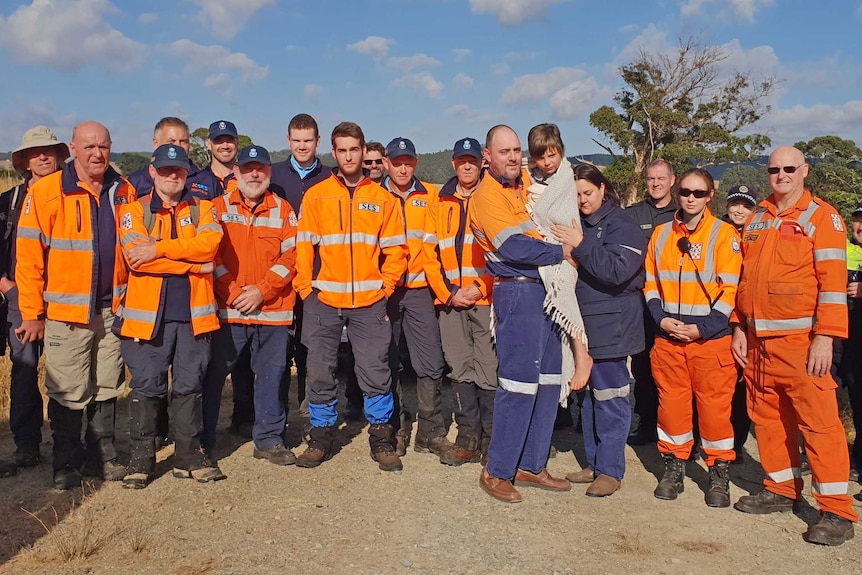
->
[363,159,383,166]
[767,163,804,175]
[678,188,710,199]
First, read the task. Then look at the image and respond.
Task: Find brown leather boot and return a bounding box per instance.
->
[585,474,621,497]
[479,468,521,503]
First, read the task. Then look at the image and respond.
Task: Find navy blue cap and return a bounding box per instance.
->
[726,185,757,206]
[208,120,238,140]
[237,145,271,166]
[853,204,862,217]
[151,144,190,170]
[385,137,417,159]
[452,137,482,160]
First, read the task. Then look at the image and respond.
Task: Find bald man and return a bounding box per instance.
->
[731,145,857,545]
[16,121,136,489]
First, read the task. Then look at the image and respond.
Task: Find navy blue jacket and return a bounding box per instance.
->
[128,164,222,201]
[624,195,679,243]
[270,158,332,215]
[571,200,647,360]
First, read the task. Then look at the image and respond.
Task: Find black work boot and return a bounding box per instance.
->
[806,512,855,546]
[705,459,731,508]
[48,399,84,490]
[124,396,160,489]
[654,453,685,500]
[296,426,333,468]
[734,490,796,514]
[171,393,226,482]
[368,423,402,472]
[83,399,126,481]
[14,443,41,468]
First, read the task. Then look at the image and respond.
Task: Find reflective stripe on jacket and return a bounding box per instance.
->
[294,171,408,308]
[212,188,297,326]
[15,163,136,323]
[423,176,493,306]
[385,178,439,289]
[644,208,741,341]
[115,191,222,339]
[734,189,848,338]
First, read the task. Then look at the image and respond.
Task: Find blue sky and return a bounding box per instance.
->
[1,0,861,156]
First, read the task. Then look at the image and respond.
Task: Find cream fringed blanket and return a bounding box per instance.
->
[527,159,589,406]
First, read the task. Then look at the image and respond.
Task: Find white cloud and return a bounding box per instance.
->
[617,23,671,62]
[188,0,276,41]
[347,36,393,61]
[758,101,862,144]
[304,84,323,101]
[452,48,472,61]
[391,72,444,98]
[717,39,780,78]
[0,99,77,151]
[549,77,613,119]
[387,53,440,73]
[138,12,157,24]
[500,67,590,105]
[169,39,269,84]
[492,63,511,76]
[444,104,504,126]
[469,0,572,26]
[681,0,775,23]
[618,23,638,33]
[453,73,475,89]
[0,0,145,71]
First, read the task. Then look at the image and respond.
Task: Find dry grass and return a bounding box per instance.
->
[611,531,653,556]
[173,558,218,575]
[674,540,727,553]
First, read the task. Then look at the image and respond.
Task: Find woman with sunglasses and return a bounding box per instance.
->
[550,165,647,497]
[642,168,742,507]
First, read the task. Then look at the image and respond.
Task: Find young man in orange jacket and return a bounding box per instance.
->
[203,145,298,466]
[731,145,857,545]
[294,122,408,471]
[16,121,134,489]
[116,144,225,488]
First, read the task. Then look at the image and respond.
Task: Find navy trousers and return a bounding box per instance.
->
[582,358,631,480]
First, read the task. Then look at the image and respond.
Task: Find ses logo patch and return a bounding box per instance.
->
[358,202,380,213]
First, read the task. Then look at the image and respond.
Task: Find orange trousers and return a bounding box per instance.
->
[744,330,857,522]
[652,335,737,466]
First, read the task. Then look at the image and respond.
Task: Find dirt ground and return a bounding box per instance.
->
[0,375,861,575]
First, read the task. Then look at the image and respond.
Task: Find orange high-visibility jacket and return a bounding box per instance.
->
[115,191,222,340]
[294,171,408,308]
[734,189,848,338]
[385,178,439,289]
[423,181,493,306]
[212,188,297,326]
[644,208,741,340]
[15,164,136,323]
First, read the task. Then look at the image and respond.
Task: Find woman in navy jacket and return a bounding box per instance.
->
[552,164,647,497]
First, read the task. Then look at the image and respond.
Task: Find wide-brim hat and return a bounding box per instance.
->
[12,126,70,173]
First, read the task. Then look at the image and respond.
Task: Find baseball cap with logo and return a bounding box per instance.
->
[385,137,417,159]
[237,145,271,166]
[208,120,238,140]
[726,185,757,207]
[12,126,71,172]
[452,137,482,160]
[151,143,190,170]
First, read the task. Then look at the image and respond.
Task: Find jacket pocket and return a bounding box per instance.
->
[766,281,811,320]
[581,298,622,353]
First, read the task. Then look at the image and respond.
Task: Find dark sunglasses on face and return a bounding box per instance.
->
[767,164,804,175]
[678,188,710,199]
[364,159,384,166]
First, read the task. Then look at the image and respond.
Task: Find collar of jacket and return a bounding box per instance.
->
[384,176,426,197]
[582,197,617,227]
[645,194,678,211]
[672,206,715,236]
[330,167,372,190]
[761,188,813,217]
[61,161,123,197]
[289,155,320,175]
[225,186,277,211]
[485,167,523,189]
[148,186,195,212]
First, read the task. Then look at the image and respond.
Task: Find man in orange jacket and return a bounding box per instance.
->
[203,145,298,466]
[116,144,225,489]
[731,145,857,545]
[16,121,134,489]
[294,122,408,471]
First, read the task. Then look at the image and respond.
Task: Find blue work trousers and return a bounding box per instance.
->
[3,285,43,447]
[582,358,631,481]
[486,281,561,481]
[202,323,289,450]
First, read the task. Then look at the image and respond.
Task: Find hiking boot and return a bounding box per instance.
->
[565,468,595,484]
[0,459,17,479]
[440,446,482,466]
[395,429,410,457]
[53,466,82,490]
[82,458,127,481]
[654,454,685,500]
[705,459,731,508]
[295,447,328,468]
[172,462,227,483]
[122,473,150,490]
[586,474,621,497]
[734,490,795,514]
[371,449,403,472]
[14,444,41,468]
[805,512,855,546]
[253,444,297,466]
[414,435,454,456]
